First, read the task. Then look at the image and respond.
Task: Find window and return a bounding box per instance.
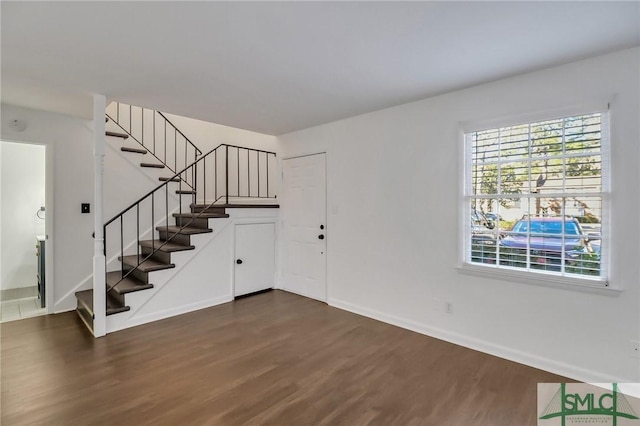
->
[464,111,608,283]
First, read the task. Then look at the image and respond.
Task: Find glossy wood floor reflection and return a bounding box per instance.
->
[1,290,568,425]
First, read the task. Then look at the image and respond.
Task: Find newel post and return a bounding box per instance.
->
[92,94,107,337]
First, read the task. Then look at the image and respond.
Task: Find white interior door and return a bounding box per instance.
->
[234,223,276,297]
[281,153,327,302]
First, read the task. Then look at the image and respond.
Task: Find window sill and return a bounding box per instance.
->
[456,262,621,296]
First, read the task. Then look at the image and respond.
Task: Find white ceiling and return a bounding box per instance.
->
[2,1,639,135]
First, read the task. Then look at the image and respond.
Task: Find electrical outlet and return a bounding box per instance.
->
[445,302,453,314]
[630,340,640,358]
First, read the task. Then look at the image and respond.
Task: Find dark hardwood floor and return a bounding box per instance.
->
[1,290,568,425]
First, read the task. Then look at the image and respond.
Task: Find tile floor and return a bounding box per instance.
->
[1,285,38,301]
[1,297,47,323]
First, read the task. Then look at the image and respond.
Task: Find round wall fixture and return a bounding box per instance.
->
[9,119,27,132]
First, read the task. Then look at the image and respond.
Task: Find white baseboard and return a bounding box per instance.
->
[279,286,326,303]
[106,294,233,333]
[328,298,630,384]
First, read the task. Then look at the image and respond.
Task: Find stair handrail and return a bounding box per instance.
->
[106,102,203,184]
[104,145,216,230]
[156,111,202,156]
[104,143,277,295]
[104,143,278,228]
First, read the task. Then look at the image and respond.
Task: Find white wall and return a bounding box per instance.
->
[163,112,278,153]
[0,141,2,291]
[1,105,93,312]
[277,47,640,382]
[0,141,45,289]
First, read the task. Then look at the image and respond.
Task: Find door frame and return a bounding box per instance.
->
[278,152,328,302]
[0,140,54,313]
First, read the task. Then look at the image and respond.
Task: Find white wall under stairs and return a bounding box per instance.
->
[106,208,278,333]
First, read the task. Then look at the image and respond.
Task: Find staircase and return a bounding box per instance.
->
[75,103,277,335]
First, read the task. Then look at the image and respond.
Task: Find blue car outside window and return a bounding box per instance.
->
[512,220,580,235]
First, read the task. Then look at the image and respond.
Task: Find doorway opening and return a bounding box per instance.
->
[0,141,48,322]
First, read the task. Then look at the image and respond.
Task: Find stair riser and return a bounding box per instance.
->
[191,206,226,214]
[108,291,125,307]
[127,268,149,284]
[122,250,168,265]
[175,217,209,229]
[140,247,171,264]
[76,306,94,333]
[158,231,192,246]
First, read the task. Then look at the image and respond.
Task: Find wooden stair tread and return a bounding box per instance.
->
[141,162,165,169]
[156,226,213,235]
[106,131,129,139]
[75,289,130,316]
[119,255,175,272]
[159,177,180,182]
[121,147,147,154]
[173,212,229,219]
[191,203,279,209]
[176,190,196,195]
[75,289,93,314]
[106,271,153,295]
[139,240,195,252]
[107,303,131,315]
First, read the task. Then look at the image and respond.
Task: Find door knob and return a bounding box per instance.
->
[236,259,243,264]
[318,235,324,240]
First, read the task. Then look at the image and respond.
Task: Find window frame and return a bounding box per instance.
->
[458,102,614,291]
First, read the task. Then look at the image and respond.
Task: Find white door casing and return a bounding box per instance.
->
[234,223,276,297]
[281,153,327,302]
